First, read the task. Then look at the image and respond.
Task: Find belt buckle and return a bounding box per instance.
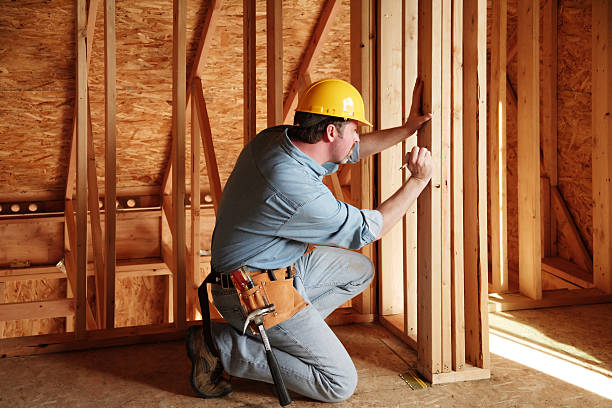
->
[220,273,232,289]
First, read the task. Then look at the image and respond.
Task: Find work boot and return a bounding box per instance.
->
[185,325,232,398]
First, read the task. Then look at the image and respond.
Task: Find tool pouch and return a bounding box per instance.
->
[238,268,308,332]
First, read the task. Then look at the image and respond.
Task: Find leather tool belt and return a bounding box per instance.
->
[198,265,308,354]
[235,266,308,332]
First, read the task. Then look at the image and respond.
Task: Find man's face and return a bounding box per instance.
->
[332,120,359,164]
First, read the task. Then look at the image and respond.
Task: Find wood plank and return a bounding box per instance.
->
[542,257,594,289]
[488,288,612,312]
[517,0,542,300]
[162,0,224,196]
[417,0,443,378]
[350,0,376,316]
[267,0,283,127]
[451,0,465,372]
[403,0,418,339]
[66,0,100,200]
[172,0,187,329]
[104,0,117,330]
[489,0,508,293]
[190,80,202,322]
[193,78,223,214]
[463,0,489,369]
[87,99,104,329]
[75,0,88,339]
[64,200,97,331]
[551,186,593,273]
[440,0,452,374]
[243,0,257,145]
[541,0,558,257]
[430,364,490,384]
[283,0,341,123]
[378,0,404,317]
[592,0,612,294]
[0,300,74,322]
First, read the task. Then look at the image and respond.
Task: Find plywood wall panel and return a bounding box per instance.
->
[115,276,166,327]
[0,278,67,338]
[0,221,64,267]
[556,1,593,257]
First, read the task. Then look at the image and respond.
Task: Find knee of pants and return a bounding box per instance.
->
[317,365,358,403]
[350,252,374,288]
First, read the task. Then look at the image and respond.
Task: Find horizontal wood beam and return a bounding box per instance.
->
[489,288,612,312]
[0,299,74,322]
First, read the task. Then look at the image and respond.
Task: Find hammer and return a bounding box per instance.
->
[242,304,291,406]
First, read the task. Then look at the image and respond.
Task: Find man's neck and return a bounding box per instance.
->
[290,138,330,165]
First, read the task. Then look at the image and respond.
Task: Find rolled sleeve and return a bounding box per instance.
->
[277,191,381,250]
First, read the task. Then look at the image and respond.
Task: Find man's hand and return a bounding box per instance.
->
[404,78,432,135]
[404,146,433,185]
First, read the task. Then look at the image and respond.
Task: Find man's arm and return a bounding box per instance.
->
[375,146,433,238]
[358,78,432,158]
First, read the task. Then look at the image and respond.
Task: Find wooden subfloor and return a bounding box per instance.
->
[0,304,610,407]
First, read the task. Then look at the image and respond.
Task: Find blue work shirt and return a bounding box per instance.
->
[211,126,383,273]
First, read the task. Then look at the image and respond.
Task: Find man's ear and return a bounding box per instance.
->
[323,124,336,143]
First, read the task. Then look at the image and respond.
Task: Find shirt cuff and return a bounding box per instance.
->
[361,209,383,244]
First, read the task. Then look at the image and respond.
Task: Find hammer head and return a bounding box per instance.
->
[242,304,276,335]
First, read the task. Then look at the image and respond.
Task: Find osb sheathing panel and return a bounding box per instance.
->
[0,279,67,338]
[499,0,593,275]
[556,0,592,258]
[0,0,352,198]
[115,275,166,328]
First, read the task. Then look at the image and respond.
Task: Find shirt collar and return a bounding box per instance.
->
[279,128,328,177]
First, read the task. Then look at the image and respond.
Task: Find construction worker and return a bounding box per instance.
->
[186,78,433,402]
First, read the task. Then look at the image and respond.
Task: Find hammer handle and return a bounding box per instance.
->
[266,349,291,406]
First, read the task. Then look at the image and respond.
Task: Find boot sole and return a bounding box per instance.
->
[185,326,232,399]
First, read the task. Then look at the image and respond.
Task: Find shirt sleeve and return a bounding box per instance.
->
[276,189,382,249]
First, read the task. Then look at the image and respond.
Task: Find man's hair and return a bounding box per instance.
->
[289,111,348,144]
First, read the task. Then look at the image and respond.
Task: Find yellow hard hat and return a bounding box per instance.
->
[296,78,373,127]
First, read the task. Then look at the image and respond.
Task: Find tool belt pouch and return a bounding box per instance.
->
[238,270,308,333]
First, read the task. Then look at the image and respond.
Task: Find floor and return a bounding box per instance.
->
[0,304,610,407]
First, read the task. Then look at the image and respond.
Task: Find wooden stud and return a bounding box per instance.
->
[517,0,542,300]
[489,0,508,293]
[190,80,202,321]
[451,0,465,371]
[541,0,558,257]
[378,0,404,317]
[86,99,105,329]
[463,0,489,369]
[417,0,443,380]
[75,0,88,339]
[193,78,223,214]
[283,0,341,123]
[162,0,224,196]
[592,0,611,294]
[172,0,187,328]
[350,0,376,316]
[267,0,283,128]
[402,0,418,340]
[66,0,100,200]
[440,0,452,374]
[244,0,257,145]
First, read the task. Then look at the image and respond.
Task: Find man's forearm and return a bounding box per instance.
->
[359,126,416,158]
[375,177,428,239]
